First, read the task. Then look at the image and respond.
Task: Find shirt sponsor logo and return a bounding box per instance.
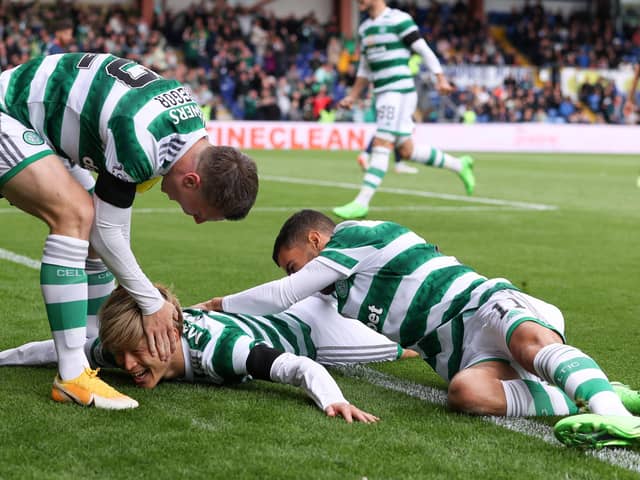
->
[23,130,44,146]
[366,304,384,330]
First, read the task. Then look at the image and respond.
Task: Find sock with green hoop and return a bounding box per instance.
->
[85,257,115,338]
[533,343,631,417]
[354,145,391,207]
[502,378,580,416]
[41,234,90,380]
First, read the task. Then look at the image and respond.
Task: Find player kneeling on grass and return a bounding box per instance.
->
[197,209,640,448]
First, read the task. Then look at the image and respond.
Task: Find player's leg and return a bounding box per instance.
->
[358,136,408,173]
[333,92,406,219]
[479,291,629,416]
[448,360,580,416]
[396,135,475,195]
[85,254,115,338]
[0,117,136,408]
[60,158,116,339]
[0,339,58,366]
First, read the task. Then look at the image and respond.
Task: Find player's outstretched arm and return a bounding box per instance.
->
[90,185,177,360]
[325,403,379,424]
[198,259,342,315]
[246,344,379,423]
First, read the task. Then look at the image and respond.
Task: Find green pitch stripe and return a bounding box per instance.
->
[553,357,601,390]
[40,264,87,285]
[46,300,87,331]
[524,379,555,416]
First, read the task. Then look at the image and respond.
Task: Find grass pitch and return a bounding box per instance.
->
[1,149,640,479]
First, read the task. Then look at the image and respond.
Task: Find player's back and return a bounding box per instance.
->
[319,220,515,347]
[180,309,316,384]
[0,53,206,183]
[359,8,417,94]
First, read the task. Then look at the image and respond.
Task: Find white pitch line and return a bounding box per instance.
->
[6,248,636,472]
[338,365,640,474]
[261,175,558,211]
[0,247,41,269]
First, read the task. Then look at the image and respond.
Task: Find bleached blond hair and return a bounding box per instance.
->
[99,284,183,354]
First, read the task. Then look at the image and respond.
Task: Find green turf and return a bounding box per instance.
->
[1,149,640,478]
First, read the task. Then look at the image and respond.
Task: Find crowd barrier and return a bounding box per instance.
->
[206,121,640,154]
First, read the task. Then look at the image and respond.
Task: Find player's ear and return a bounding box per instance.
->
[182,172,201,190]
[308,230,322,251]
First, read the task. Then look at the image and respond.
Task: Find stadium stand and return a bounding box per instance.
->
[0,0,635,124]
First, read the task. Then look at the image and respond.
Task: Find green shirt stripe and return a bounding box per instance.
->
[2,57,45,127]
[78,55,118,173]
[43,53,84,157]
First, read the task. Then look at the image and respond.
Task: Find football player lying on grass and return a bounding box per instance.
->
[1,285,419,423]
[196,209,640,448]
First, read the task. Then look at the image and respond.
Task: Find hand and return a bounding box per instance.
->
[325,402,380,423]
[435,74,454,95]
[624,99,636,118]
[190,297,224,311]
[142,300,179,361]
[338,96,355,110]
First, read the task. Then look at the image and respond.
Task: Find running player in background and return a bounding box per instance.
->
[198,209,640,448]
[334,0,475,220]
[0,53,258,409]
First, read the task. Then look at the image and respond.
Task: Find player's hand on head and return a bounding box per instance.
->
[190,297,223,311]
[143,300,178,361]
[325,403,380,423]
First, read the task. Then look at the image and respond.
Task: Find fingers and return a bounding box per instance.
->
[325,403,380,423]
[155,329,169,361]
[146,331,158,358]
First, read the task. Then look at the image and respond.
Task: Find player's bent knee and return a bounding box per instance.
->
[448,370,505,416]
[43,186,94,238]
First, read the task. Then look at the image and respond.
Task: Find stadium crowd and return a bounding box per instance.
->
[0,0,634,125]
